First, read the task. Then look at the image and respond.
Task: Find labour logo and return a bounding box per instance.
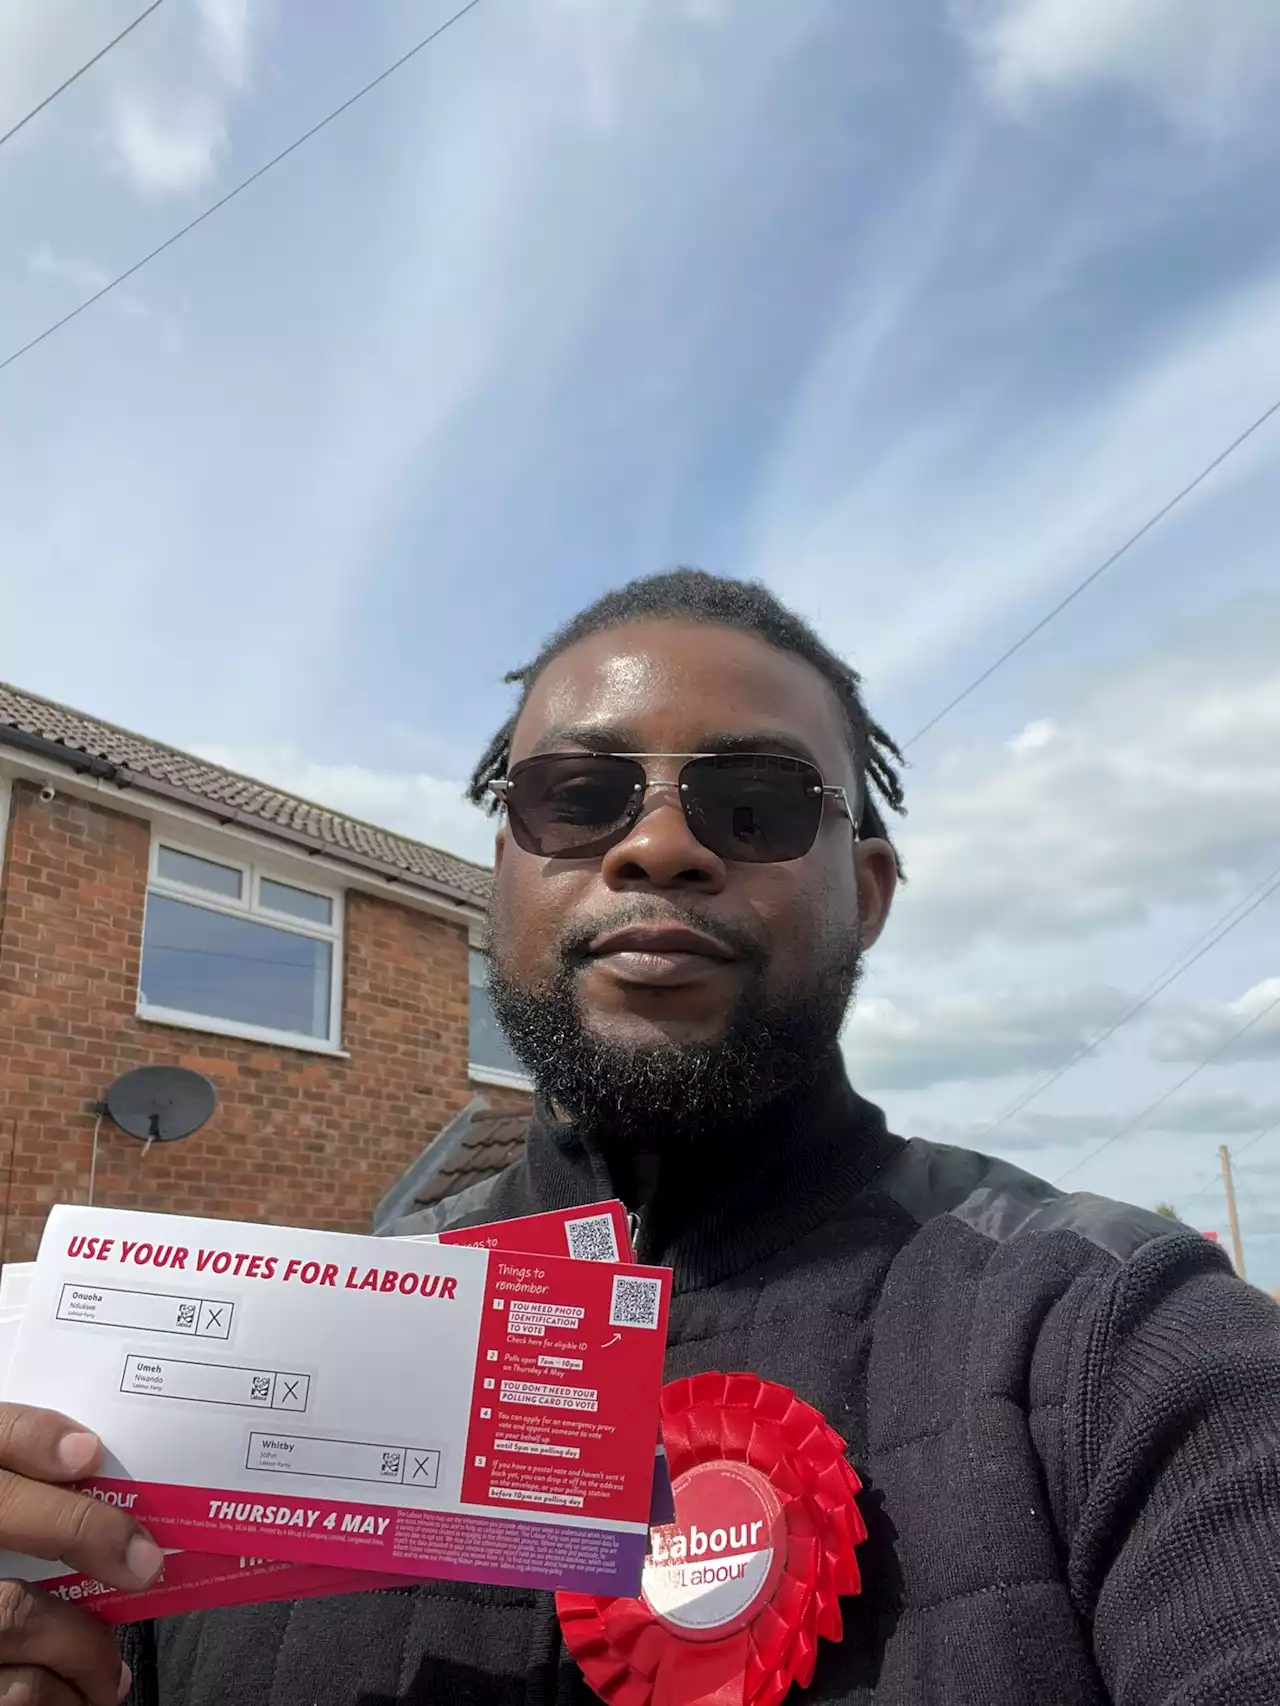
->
[642,1459,785,1638]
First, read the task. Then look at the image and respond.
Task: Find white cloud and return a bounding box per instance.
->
[192,745,497,867]
[1007,718,1056,755]
[27,244,110,297]
[1150,976,1280,1064]
[0,0,121,139]
[103,0,261,195]
[28,241,141,314]
[915,1090,1280,1156]
[955,0,1280,132]
[26,242,184,350]
[1142,1090,1280,1138]
[887,597,1280,956]
[756,254,1280,702]
[101,0,254,193]
[109,94,229,196]
[0,0,260,196]
[844,981,1126,1090]
[198,0,252,90]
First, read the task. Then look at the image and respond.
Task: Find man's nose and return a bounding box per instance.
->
[599,785,726,892]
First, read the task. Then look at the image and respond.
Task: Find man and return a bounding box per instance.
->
[1,569,1277,1705]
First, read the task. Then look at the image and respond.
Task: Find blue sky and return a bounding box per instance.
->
[3,0,1280,1280]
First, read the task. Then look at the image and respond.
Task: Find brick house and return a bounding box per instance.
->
[0,683,532,1262]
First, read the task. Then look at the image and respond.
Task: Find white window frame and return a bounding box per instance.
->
[467,941,532,1091]
[138,833,345,1055]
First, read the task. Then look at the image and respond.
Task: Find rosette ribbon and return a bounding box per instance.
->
[557,1372,866,1706]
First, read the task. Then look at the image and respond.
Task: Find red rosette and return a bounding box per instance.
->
[557,1374,866,1706]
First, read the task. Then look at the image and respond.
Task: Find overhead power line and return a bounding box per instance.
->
[0,0,164,154]
[0,0,484,377]
[973,860,1280,1144]
[1053,982,1280,1187]
[903,393,1280,750]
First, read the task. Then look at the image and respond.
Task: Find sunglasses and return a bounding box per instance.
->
[489,751,857,864]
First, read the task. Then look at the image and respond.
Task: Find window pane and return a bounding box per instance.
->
[141,894,332,1039]
[259,877,333,927]
[469,949,527,1078]
[156,846,242,900]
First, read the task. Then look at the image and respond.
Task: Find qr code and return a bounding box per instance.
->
[609,1274,662,1330]
[249,1375,271,1402]
[564,1213,620,1264]
[380,1450,403,1479]
[175,1302,196,1329]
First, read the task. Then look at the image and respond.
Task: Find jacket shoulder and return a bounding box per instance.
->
[877,1137,1183,1264]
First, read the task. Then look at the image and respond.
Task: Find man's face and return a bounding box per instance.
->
[485,619,897,1140]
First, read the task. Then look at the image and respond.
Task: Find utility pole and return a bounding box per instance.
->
[1219,1144,1247,1281]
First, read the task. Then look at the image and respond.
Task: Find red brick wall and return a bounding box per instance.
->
[482,1084,538,1114]
[0,780,525,1260]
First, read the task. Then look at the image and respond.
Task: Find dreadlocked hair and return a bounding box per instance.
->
[467,568,908,875]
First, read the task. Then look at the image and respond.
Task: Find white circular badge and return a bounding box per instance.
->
[641,1460,786,1639]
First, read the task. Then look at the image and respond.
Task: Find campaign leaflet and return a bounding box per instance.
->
[1,1200,671,1613]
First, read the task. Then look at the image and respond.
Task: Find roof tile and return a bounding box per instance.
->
[412,1109,530,1207]
[0,681,493,909]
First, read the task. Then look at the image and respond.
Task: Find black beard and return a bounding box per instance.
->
[484,909,862,1150]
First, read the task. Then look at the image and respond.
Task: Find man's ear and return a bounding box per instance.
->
[853,838,897,950]
[494,823,507,872]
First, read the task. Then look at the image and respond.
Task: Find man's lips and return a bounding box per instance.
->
[583,925,740,989]
[587,925,736,959]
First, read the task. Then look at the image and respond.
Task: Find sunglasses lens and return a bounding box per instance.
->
[504,755,643,856]
[682,754,824,862]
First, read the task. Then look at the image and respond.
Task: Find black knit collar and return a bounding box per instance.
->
[517,1049,902,1291]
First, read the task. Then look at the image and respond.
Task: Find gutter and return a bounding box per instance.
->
[0,723,120,781]
[0,724,490,918]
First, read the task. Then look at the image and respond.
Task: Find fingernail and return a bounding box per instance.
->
[117,1662,134,1703]
[55,1429,99,1475]
[125,1533,164,1586]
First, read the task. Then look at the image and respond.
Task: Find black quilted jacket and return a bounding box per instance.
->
[122,1053,1280,1704]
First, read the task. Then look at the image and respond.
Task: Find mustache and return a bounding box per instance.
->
[557,898,766,968]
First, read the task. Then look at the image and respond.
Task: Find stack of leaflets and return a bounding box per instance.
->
[0,1201,672,1622]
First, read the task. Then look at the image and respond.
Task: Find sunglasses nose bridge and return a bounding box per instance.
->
[626,776,690,835]
[635,758,687,788]
[623,759,688,824]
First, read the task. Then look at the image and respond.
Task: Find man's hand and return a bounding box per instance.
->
[0,1404,163,1705]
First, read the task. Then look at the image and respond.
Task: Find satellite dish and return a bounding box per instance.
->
[103,1066,216,1144]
